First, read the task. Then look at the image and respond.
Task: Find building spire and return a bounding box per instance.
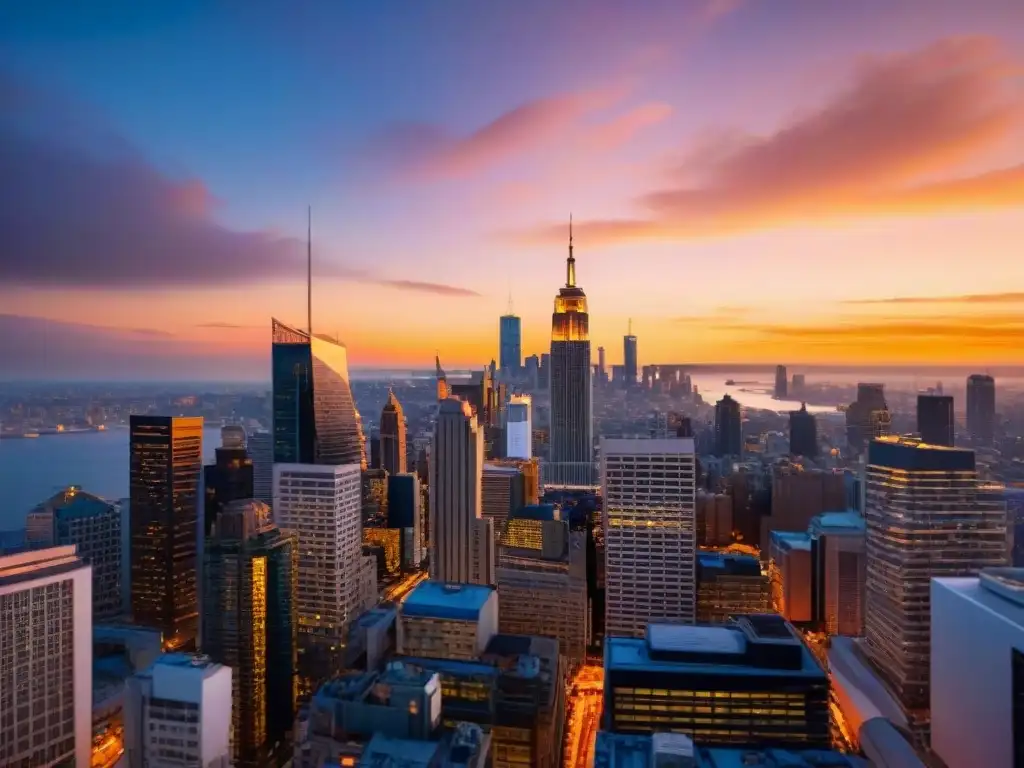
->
[566,213,576,288]
[507,289,514,316]
[307,205,312,337]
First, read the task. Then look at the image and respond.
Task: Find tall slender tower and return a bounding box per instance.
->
[547,216,593,487]
[379,389,408,475]
[499,294,522,376]
[623,319,637,389]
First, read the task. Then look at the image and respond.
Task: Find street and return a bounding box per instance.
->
[564,663,604,768]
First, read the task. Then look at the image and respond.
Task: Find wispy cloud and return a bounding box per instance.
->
[195,321,261,329]
[517,36,1024,246]
[844,291,1024,305]
[587,102,673,151]
[372,279,481,297]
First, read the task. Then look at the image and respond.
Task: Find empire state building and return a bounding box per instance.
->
[546,219,594,487]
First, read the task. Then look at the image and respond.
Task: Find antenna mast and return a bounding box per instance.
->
[307,205,312,337]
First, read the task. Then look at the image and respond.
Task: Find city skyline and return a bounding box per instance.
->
[2,1,1024,379]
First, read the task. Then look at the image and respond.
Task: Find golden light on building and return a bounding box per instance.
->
[364,527,401,574]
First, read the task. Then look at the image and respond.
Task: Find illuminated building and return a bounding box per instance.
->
[696,552,769,624]
[809,510,866,637]
[124,653,232,767]
[271,318,365,468]
[202,500,297,767]
[789,403,818,458]
[430,399,494,586]
[696,491,732,547]
[916,393,954,447]
[203,425,254,536]
[623,322,637,388]
[496,506,590,661]
[380,389,408,476]
[361,468,389,527]
[248,430,274,507]
[769,531,812,623]
[775,364,788,399]
[713,395,742,457]
[274,462,368,685]
[0,547,92,767]
[931,569,1024,768]
[864,436,1008,716]
[601,438,697,637]
[25,486,122,621]
[481,462,526,539]
[398,581,498,661]
[761,464,846,552]
[845,383,890,457]
[388,473,423,570]
[546,219,594,488]
[436,353,449,401]
[130,414,203,649]
[966,373,996,444]
[603,617,830,749]
[505,394,532,460]
[364,527,401,575]
[499,307,522,375]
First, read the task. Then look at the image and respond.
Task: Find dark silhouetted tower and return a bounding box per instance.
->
[966,374,995,444]
[623,320,638,388]
[499,300,522,374]
[789,404,818,457]
[775,365,788,399]
[714,395,742,457]
[203,425,254,537]
[917,394,954,447]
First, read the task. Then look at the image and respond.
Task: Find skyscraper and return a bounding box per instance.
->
[714,394,742,457]
[499,309,522,375]
[789,404,818,457]
[271,318,365,468]
[845,383,890,456]
[602,438,697,637]
[130,415,203,649]
[248,430,273,507]
[623,321,637,388]
[203,425,254,536]
[917,394,955,447]
[429,398,494,585]
[0,547,93,766]
[379,389,408,475]
[775,365,788,399]
[547,219,593,487]
[387,473,423,570]
[203,500,297,767]
[597,346,607,385]
[864,436,1007,715]
[966,374,996,444]
[505,393,532,460]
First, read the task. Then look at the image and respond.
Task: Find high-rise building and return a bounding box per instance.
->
[775,365,788,399]
[499,311,522,374]
[505,393,533,460]
[864,436,1007,715]
[203,425,254,536]
[273,462,365,684]
[124,653,232,767]
[271,318,365,468]
[248,430,274,507]
[0,547,93,766]
[792,373,806,394]
[769,531,813,623]
[497,507,590,661]
[130,415,203,649]
[966,374,996,444]
[623,324,638,388]
[845,383,891,456]
[602,438,697,637]
[547,221,593,487]
[597,346,607,385]
[696,491,733,547]
[26,487,122,620]
[809,511,866,637]
[917,394,954,447]
[789,404,818,457]
[380,389,408,476]
[714,394,742,457]
[696,552,770,624]
[761,465,846,552]
[387,473,423,570]
[481,462,526,538]
[524,354,540,388]
[430,398,494,585]
[203,500,297,766]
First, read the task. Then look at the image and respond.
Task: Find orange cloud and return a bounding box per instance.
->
[516,36,1024,246]
[588,102,673,150]
[844,291,1024,305]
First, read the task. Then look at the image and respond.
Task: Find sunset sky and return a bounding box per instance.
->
[2,0,1023,380]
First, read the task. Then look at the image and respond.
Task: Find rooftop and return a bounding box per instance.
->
[868,435,975,471]
[594,733,868,768]
[483,463,523,476]
[0,545,85,586]
[144,653,225,679]
[810,510,865,532]
[31,486,115,519]
[770,530,812,552]
[697,552,762,578]
[510,503,559,521]
[403,581,495,622]
[933,569,1024,629]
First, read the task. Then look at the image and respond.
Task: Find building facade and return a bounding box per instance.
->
[601,438,697,637]
[714,395,742,457]
[387,473,423,571]
[809,511,866,637]
[380,389,408,476]
[623,332,637,388]
[398,581,499,661]
[203,425,254,536]
[248,430,274,507]
[775,365,789,399]
[505,394,532,460]
[130,414,204,649]
[966,374,996,444]
[789,404,818,458]
[916,394,954,447]
[0,547,92,767]
[696,552,769,624]
[499,313,522,374]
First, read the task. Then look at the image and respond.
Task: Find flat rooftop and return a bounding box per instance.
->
[697,552,762,577]
[594,732,868,767]
[935,571,1024,629]
[0,545,84,586]
[403,581,494,621]
[811,510,865,532]
[770,530,811,552]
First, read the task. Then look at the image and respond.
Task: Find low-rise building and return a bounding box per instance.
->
[399,581,498,660]
[594,732,868,767]
[696,552,769,623]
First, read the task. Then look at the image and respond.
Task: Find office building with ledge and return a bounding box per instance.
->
[601,437,697,637]
[0,546,93,767]
[399,581,499,661]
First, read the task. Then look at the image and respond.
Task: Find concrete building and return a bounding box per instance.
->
[274,462,366,684]
[481,462,526,539]
[505,393,532,459]
[966,373,996,444]
[399,581,499,661]
[497,506,590,661]
[761,464,846,553]
[0,547,92,767]
[809,510,866,636]
[696,491,732,547]
[769,531,812,623]
[602,438,697,637]
[864,437,1007,716]
[603,617,830,750]
[932,569,1024,768]
[380,389,408,476]
[696,552,769,624]
[124,653,232,767]
[431,398,494,586]
[25,486,122,620]
[358,724,490,768]
[917,393,955,447]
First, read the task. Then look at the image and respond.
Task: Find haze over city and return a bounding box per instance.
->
[1,0,1022,379]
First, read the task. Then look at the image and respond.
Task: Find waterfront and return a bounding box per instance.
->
[0,425,223,529]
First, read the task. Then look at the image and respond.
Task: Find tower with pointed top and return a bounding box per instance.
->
[435,353,449,401]
[547,216,594,487]
[380,389,408,475]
